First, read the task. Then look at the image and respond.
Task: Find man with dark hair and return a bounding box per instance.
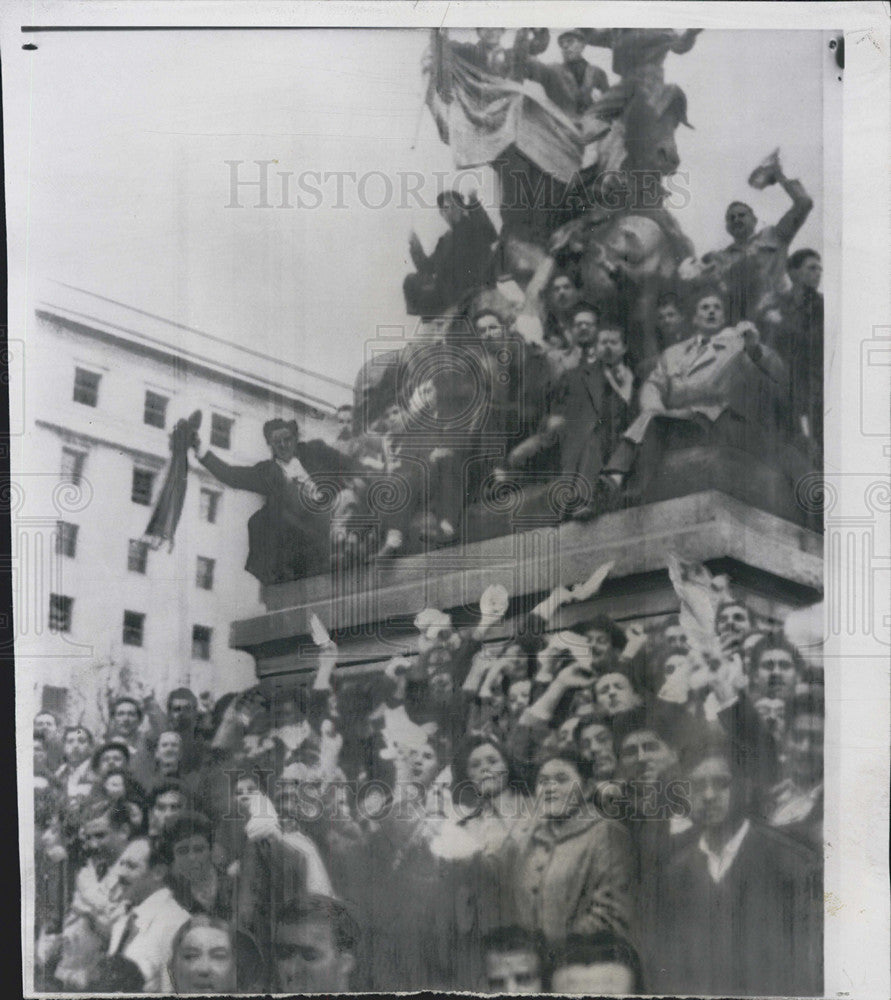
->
[108,835,191,992]
[654,292,687,351]
[91,741,132,779]
[548,323,636,518]
[480,926,546,994]
[714,598,754,653]
[691,159,813,322]
[162,811,236,919]
[542,271,582,354]
[273,894,359,993]
[34,710,64,772]
[748,634,804,701]
[49,800,133,990]
[601,291,789,506]
[191,417,359,584]
[107,695,163,787]
[163,687,209,775]
[550,931,643,994]
[762,247,824,457]
[652,738,821,995]
[769,689,824,848]
[148,780,188,837]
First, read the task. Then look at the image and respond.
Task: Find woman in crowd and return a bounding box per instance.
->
[494,748,636,948]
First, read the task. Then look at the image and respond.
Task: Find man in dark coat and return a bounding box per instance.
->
[650,736,822,996]
[403,191,497,317]
[192,418,359,584]
[760,248,824,459]
[518,29,609,129]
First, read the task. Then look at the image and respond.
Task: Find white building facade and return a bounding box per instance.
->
[16,281,345,734]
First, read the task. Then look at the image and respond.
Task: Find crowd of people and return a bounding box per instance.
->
[192,158,823,584]
[33,564,824,994]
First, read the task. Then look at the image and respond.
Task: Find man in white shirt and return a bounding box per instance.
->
[107,836,190,992]
[651,738,821,996]
[45,801,132,990]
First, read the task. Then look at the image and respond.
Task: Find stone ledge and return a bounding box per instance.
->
[231,489,822,666]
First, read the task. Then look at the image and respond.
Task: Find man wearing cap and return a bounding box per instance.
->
[517,29,609,131]
[191,418,360,584]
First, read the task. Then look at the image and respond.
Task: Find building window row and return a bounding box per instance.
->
[49,594,213,659]
[71,365,234,445]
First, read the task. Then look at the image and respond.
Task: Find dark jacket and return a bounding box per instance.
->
[523,58,609,119]
[651,821,822,996]
[550,359,636,487]
[200,442,357,584]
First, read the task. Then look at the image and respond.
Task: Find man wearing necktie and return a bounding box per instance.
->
[107,836,190,992]
[601,291,789,502]
[547,316,637,518]
[193,418,361,584]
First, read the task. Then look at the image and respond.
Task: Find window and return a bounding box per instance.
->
[73,367,101,407]
[131,468,155,506]
[210,413,233,450]
[127,539,149,574]
[195,556,215,591]
[55,522,79,558]
[191,625,212,660]
[199,488,220,524]
[49,594,73,633]
[60,447,87,485]
[143,390,169,429]
[122,611,145,647]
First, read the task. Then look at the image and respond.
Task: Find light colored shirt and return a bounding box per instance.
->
[698,819,751,883]
[276,454,312,484]
[108,887,190,992]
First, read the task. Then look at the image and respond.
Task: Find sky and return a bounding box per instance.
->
[17,27,831,403]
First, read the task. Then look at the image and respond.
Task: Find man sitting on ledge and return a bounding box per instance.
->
[597,290,791,508]
[191,418,360,585]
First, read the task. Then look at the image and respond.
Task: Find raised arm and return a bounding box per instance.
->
[774,171,814,245]
[191,430,271,494]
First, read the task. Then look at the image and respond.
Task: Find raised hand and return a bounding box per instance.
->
[621,623,647,660]
[569,561,615,603]
[708,651,747,705]
[309,612,333,648]
[555,660,596,690]
[479,583,510,620]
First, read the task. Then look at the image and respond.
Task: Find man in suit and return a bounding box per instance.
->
[107,836,191,992]
[601,291,789,503]
[548,314,636,518]
[192,418,360,584]
[650,737,822,996]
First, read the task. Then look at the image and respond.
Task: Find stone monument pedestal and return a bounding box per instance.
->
[229,485,822,692]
